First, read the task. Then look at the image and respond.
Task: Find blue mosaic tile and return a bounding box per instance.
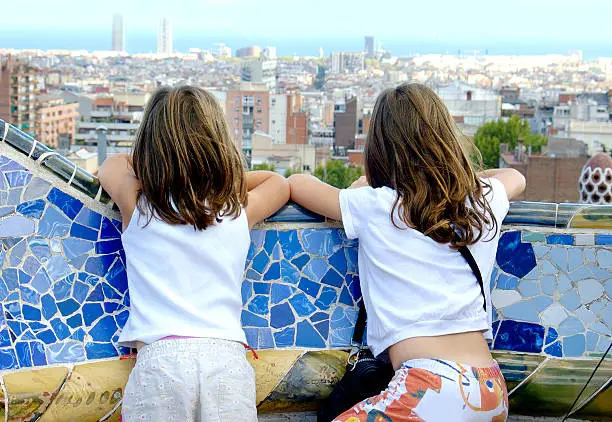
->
[347,275,362,302]
[46,341,86,364]
[602,303,612,327]
[274,327,295,347]
[0,206,13,218]
[241,281,252,305]
[36,329,57,345]
[45,256,72,281]
[281,260,300,285]
[545,327,558,344]
[85,255,116,277]
[533,296,554,312]
[544,341,562,357]
[15,341,32,367]
[22,177,50,201]
[100,217,122,239]
[264,230,278,253]
[547,234,574,246]
[295,320,325,347]
[558,316,585,336]
[496,273,518,290]
[502,301,540,323]
[50,318,70,340]
[0,329,11,347]
[321,269,344,288]
[30,341,47,366]
[263,262,280,281]
[314,319,330,340]
[38,207,70,238]
[560,290,581,311]
[57,298,80,317]
[29,237,51,262]
[53,274,74,301]
[241,310,268,327]
[270,284,294,304]
[493,320,544,353]
[106,260,127,292]
[252,251,270,273]
[72,280,90,304]
[102,283,122,301]
[269,302,295,328]
[518,281,539,297]
[66,314,83,329]
[291,254,309,270]
[88,315,118,342]
[31,269,52,293]
[338,286,353,306]
[259,328,274,349]
[557,274,572,293]
[70,223,98,241]
[104,302,121,313]
[95,239,123,255]
[587,331,599,351]
[16,199,45,219]
[5,170,32,187]
[0,348,18,370]
[248,295,269,315]
[577,279,604,304]
[0,215,35,237]
[496,232,537,278]
[85,342,118,359]
[315,286,338,310]
[20,285,40,305]
[250,230,265,249]
[115,310,129,328]
[567,249,583,272]
[22,304,41,321]
[243,328,258,348]
[330,307,357,347]
[271,243,282,260]
[541,260,556,275]
[7,189,23,205]
[540,276,555,295]
[253,282,271,294]
[75,207,102,229]
[23,256,41,276]
[303,258,328,282]
[563,334,585,357]
[569,266,592,282]
[62,238,94,260]
[289,293,316,317]
[82,303,104,325]
[298,277,321,298]
[329,249,347,275]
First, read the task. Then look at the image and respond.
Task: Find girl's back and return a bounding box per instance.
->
[119,200,249,347]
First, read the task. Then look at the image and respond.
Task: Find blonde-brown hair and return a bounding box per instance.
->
[132,86,247,230]
[365,83,496,248]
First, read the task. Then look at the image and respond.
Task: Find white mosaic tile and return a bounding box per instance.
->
[574,234,594,246]
[540,303,568,327]
[491,290,522,308]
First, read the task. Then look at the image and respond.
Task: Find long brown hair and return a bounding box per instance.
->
[132,86,247,230]
[364,83,497,248]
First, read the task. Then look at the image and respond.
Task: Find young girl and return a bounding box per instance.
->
[98,86,289,421]
[289,83,525,421]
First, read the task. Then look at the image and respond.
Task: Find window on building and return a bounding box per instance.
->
[257,108,262,113]
[257,97,262,104]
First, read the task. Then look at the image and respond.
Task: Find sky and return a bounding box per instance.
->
[3,0,612,56]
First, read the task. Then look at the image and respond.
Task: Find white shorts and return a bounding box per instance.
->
[122,337,257,422]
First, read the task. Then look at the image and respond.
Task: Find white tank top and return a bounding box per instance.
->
[118,201,250,348]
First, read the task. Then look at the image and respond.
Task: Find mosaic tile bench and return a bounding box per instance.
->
[0,120,610,421]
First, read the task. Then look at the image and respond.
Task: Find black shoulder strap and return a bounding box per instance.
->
[458,245,487,311]
[352,300,367,345]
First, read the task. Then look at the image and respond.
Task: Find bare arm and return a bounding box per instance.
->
[478,168,526,201]
[246,171,290,229]
[288,174,342,221]
[97,154,139,229]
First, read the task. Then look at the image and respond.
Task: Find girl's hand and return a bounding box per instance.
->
[349,176,369,189]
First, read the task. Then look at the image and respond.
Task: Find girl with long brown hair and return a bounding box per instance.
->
[289,83,525,421]
[99,86,289,421]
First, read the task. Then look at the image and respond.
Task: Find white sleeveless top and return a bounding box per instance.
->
[339,178,510,356]
[118,201,250,348]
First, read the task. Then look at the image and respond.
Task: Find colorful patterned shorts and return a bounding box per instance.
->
[333,359,508,422]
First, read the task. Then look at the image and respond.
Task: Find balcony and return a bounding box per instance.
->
[0,120,610,421]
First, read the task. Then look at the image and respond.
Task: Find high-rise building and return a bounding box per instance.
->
[330,52,365,74]
[35,95,78,149]
[263,46,276,59]
[241,59,277,90]
[236,46,261,58]
[268,93,308,145]
[226,85,270,157]
[112,14,125,52]
[365,36,375,58]
[334,97,359,149]
[0,56,37,135]
[157,18,172,56]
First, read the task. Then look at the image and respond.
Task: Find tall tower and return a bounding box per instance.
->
[157,17,172,56]
[364,36,375,58]
[112,14,125,52]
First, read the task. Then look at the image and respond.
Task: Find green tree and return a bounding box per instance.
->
[314,160,363,189]
[473,115,548,169]
[284,167,302,178]
[251,163,275,172]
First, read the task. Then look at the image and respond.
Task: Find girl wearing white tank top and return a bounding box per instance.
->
[289,84,526,421]
[98,86,289,422]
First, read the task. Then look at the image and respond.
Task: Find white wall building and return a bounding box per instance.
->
[560,120,612,155]
[269,94,287,144]
[251,131,315,175]
[157,18,172,56]
[436,82,501,128]
[241,59,277,90]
